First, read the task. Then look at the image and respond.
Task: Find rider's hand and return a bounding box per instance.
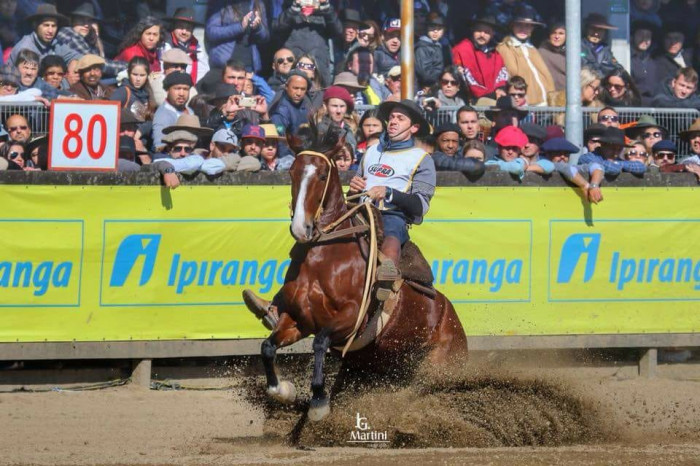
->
[348,176,366,193]
[366,185,386,201]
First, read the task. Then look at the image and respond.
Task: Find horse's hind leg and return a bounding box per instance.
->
[261,313,302,404]
[426,297,468,367]
[307,328,332,421]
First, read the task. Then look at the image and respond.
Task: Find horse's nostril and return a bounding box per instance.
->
[305,225,313,237]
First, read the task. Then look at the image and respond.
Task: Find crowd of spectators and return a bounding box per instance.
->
[0,0,699,193]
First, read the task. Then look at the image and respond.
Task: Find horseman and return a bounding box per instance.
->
[242,99,436,328]
[348,99,435,297]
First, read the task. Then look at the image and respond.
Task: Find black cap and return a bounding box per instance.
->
[434,122,460,137]
[163,71,193,90]
[520,123,547,141]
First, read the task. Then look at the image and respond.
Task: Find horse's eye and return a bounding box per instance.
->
[319,174,327,181]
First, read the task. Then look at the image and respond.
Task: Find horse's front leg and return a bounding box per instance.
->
[308,327,332,421]
[261,313,302,404]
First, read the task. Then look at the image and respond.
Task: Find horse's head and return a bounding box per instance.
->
[288,123,346,242]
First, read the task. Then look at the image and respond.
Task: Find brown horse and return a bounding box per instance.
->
[249,125,467,421]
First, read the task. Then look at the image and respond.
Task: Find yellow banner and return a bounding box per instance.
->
[0,185,698,342]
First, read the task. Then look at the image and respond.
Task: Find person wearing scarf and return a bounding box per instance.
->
[164,7,209,84]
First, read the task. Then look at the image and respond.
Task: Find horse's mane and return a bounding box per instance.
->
[294,116,344,156]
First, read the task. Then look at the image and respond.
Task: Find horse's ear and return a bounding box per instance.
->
[287,132,303,156]
[327,133,346,161]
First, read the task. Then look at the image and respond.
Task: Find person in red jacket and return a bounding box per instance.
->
[115,16,164,73]
[451,15,508,102]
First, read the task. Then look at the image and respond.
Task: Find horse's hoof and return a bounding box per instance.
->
[307,398,330,422]
[267,380,296,404]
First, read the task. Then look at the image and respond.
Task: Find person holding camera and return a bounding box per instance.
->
[272,0,343,88]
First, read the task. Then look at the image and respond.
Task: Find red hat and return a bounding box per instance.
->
[494,126,528,148]
[323,85,354,112]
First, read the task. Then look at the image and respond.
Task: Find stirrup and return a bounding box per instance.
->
[242,290,279,331]
[376,260,401,282]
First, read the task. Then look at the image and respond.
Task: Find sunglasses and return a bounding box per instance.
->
[275,56,294,65]
[9,125,28,132]
[9,151,23,160]
[509,92,526,98]
[599,115,619,122]
[170,145,194,154]
[607,83,626,91]
[627,150,648,157]
[643,131,662,139]
[654,152,675,160]
[441,79,458,86]
[46,70,65,76]
[358,32,375,39]
[589,138,602,143]
[296,62,316,71]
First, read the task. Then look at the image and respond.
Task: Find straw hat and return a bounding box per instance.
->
[162,114,212,143]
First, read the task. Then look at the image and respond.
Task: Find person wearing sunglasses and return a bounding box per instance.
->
[650,140,679,168]
[579,126,646,176]
[294,54,323,92]
[597,106,620,128]
[153,114,213,189]
[0,141,27,170]
[624,140,650,166]
[600,68,641,107]
[624,115,668,154]
[417,66,467,111]
[267,48,295,91]
[5,114,31,144]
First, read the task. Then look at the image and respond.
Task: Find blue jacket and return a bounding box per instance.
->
[269,92,311,136]
[205,0,270,72]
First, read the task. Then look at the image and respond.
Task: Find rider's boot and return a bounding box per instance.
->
[242,290,279,330]
[375,258,401,301]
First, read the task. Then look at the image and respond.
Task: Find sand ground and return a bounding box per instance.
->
[1,356,699,465]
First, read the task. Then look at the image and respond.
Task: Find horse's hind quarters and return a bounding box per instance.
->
[308,397,330,422]
[267,380,297,404]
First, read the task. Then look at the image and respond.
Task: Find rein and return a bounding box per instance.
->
[293,150,379,356]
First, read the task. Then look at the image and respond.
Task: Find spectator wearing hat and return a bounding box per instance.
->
[259,123,294,171]
[373,18,401,78]
[382,66,402,102]
[485,95,529,133]
[624,115,668,154]
[69,54,111,100]
[650,66,700,108]
[269,70,312,137]
[152,113,214,188]
[484,0,543,29]
[318,85,358,149]
[205,0,269,74]
[432,122,486,178]
[201,127,261,175]
[452,15,508,101]
[414,13,451,88]
[333,70,369,107]
[496,6,554,106]
[486,125,529,178]
[239,123,266,160]
[650,139,679,168]
[267,48,296,92]
[578,127,646,176]
[348,99,436,296]
[654,28,693,85]
[630,20,659,100]
[151,72,193,151]
[542,137,605,204]
[333,9,362,74]
[519,122,554,174]
[272,0,342,88]
[25,134,47,170]
[149,48,195,106]
[8,3,67,66]
[163,7,209,85]
[581,13,624,77]
[679,118,700,163]
[624,139,651,167]
[343,46,387,104]
[538,22,566,92]
[54,2,126,80]
[115,16,164,73]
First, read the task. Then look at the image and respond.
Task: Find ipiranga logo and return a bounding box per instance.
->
[550,222,700,301]
[100,221,291,306]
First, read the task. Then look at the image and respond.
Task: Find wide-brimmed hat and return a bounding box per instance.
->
[598,127,629,146]
[260,123,283,140]
[511,5,545,27]
[333,71,366,91]
[377,99,431,137]
[76,54,105,72]
[485,96,529,121]
[162,114,213,140]
[584,123,607,142]
[426,14,446,28]
[624,115,668,138]
[70,2,99,21]
[541,137,579,154]
[585,13,617,30]
[162,48,192,65]
[26,4,68,26]
[25,134,48,154]
[165,7,204,27]
[679,118,700,141]
[206,83,239,106]
[323,86,354,112]
[471,15,499,31]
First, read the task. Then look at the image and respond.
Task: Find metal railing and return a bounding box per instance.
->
[0,102,50,136]
[356,105,700,154]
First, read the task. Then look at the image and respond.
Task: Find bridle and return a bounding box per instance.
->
[294,150,335,224]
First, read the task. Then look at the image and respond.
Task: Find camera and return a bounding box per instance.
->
[238,96,257,108]
[422,97,437,110]
[298,0,320,8]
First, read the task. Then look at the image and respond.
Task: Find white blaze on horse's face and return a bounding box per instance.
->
[291,163,317,242]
